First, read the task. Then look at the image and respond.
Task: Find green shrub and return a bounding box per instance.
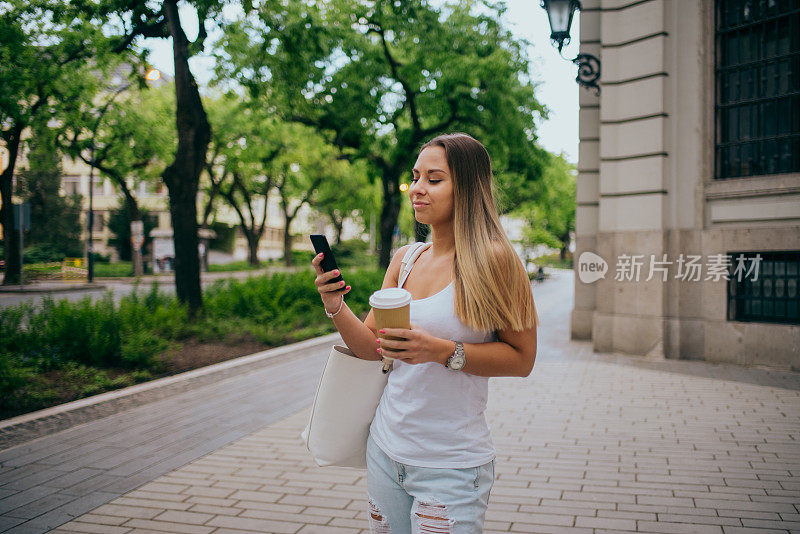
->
[1,266,385,417]
[0,355,32,409]
[121,332,169,369]
[27,293,123,368]
[23,243,66,263]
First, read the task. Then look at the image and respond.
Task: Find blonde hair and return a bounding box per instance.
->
[419,133,539,332]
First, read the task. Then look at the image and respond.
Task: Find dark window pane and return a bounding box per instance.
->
[715,1,800,179]
[727,251,800,325]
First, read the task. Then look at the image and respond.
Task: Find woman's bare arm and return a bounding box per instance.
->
[439,324,537,378]
[312,245,410,361]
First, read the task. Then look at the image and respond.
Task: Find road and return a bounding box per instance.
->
[0,267,303,309]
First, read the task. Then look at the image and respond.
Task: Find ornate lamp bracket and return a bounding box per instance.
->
[541,0,602,95]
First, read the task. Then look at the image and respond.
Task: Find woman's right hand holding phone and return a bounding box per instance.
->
[312,253,352,314]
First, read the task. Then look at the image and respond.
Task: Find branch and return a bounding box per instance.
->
[232,171,256,231]
[188,4,210,56]
[368,152,390,175]
[256,175,273,238]
[221,182,250,234]
[366,23,420,133]
[290,175,324,220]
[110,7,169,54]
[419,96,460,138]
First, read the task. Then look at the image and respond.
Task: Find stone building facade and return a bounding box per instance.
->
[572,0,799,369]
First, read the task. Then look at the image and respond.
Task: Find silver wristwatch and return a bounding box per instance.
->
[445,341,466,370]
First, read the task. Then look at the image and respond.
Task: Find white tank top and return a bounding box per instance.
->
[369,242,497,468]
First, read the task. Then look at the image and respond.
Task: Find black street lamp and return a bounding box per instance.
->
[540,0,601,95]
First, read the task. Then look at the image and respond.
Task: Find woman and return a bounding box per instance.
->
[311,133,538,533]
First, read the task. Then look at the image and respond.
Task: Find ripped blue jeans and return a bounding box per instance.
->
[366,432,495,533]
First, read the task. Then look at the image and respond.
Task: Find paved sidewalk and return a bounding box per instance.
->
[2,270,799,533]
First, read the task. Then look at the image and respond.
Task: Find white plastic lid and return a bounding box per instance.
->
[369,288,412,309]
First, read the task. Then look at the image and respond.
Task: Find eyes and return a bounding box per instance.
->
[410,177,441,184]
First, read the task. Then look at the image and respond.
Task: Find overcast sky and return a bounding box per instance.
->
[141,1,580,164]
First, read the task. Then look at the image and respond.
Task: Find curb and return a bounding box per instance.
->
[0,332,342,450]
[0,283,108,294]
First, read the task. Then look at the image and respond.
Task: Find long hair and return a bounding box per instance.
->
[419,133,539,332]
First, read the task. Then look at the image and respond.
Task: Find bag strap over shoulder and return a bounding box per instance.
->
[398,242,432,289]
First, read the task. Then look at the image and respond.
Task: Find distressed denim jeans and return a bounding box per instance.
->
[365,431,495,533]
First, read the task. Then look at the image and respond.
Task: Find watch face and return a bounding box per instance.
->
[449,354,466,370]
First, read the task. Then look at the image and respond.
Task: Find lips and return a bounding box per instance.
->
[412,202,428,208]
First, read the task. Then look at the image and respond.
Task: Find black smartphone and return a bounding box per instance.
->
[310,234,345,290]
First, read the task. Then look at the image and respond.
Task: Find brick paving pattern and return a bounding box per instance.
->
[1,270,798,533]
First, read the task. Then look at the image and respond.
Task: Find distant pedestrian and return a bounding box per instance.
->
[312,132,538,532]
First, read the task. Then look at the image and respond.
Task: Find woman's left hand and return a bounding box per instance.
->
[377,324,453,366]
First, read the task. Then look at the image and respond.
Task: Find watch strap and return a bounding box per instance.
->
[446,341,465,370]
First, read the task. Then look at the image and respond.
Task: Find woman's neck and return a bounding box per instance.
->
[429,223,455,259]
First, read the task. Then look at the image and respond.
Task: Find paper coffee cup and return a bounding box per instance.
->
[369,288,412,372]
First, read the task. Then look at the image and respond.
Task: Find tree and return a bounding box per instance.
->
[273,124,353,267]
[96,0,226,314]
[108,205,158,262]
[16,122,83,259]
[205,94,284,266]
[60,79,176,276]
[310,158,374,247]
[515,152,576,260]
[0,0,115,284]
[217,0,550,268]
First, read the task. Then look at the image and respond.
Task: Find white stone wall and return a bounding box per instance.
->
[573,0,800,368]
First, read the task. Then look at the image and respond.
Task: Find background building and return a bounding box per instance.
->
[572,0,799,369]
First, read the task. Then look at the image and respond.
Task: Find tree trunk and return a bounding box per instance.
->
[0,128,23,285]
[119,184,144,276]
[330,214,343,246]
[559,231,570,262]
[245,231,260,266]
[161,0,211,315]
[282,216,294,267]
[200,166,224,229]
[378,175,401,269]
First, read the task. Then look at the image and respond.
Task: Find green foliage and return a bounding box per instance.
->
[0,266,384,417]
[94,261,133,277]
[29,294,123,368]
[268,249,315,266]
[514,152,576,253]
[536,252,573,270]
[16,125,84,258]
[217,0,553,267]
[0,354,32,410]
[206,260,263,273]
[332,238,377,269]
[60,81,178,205]
[22,244,68,264]
[121,332,169,369]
